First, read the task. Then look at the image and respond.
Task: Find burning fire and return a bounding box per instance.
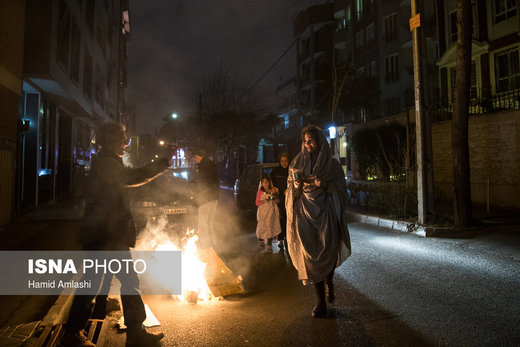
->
[134,216,217,303]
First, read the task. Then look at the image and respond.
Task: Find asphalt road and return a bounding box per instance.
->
[99,190,520,347]
[116,221,516,347]
[1,191,519,346]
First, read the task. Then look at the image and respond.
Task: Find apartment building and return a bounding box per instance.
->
[294,3,336,126]
[18,0,130,211]
[333,0,438,121]
[0,1,26,225]
[436,0,520,110]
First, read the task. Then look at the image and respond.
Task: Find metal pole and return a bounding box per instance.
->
[411,0,434,224]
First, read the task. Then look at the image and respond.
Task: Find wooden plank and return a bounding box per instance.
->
[46,325,64,347]
[95,318,111,346]
[86,320,102,342]
[34,325,53,347]
[197,247,245,297]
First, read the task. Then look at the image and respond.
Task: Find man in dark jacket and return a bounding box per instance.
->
[270,153,289,250]
[63,122,168,347]
[194,149,220,249]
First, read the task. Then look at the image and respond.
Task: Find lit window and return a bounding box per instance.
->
[357,0,363,20]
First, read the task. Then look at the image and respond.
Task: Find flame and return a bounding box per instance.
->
[134,216,217,303]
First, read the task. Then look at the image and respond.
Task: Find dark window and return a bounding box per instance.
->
[57,0,71,70]
[70,19,81,84]
[450,12,457,42]
[356,30,364,49]
[366,23,375,47]
[83,49,92,99]
[494,0,517,23]
[96,24,107,58]
[95,63,105,109]
[450,61,477,99]
[385,54,399,83]
[495,49,520,92]
[86,0,94,33]
[450,10,475,42]
[384,13,397,42]
[367,61,376,76]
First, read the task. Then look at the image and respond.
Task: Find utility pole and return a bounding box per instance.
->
[410,0,434,224]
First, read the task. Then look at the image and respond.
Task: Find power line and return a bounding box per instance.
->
[240,34,301,99]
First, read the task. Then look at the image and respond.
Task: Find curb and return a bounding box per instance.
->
[346,211,456,237]
[41,274,83,327]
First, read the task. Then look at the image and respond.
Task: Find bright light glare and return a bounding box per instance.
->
[329,126,337,139]
[159,140,165,146]
[171,113,178,119]
[173,171,189,180]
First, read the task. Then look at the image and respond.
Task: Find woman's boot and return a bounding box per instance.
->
[325,271,335,304]
[312,281,327,318]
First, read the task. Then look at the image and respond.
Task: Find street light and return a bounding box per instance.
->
[159,140,165,146]
[171,113,178,119]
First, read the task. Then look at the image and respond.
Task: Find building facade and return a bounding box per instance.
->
[294,3,336,127]
[0,1,26,225]
[332,0,438,123]
[13,0,130,216]
[436,0,520,112]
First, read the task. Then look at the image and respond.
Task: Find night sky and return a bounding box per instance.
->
[127,0,324,134]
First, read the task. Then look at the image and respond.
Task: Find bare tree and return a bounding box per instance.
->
[330,52,353,124]
[195,64,262,176]
[452,0,473,227]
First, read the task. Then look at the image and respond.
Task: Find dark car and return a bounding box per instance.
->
[234,162,278,209]
[131,167,197,237]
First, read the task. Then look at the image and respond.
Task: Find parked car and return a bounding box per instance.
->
[131,167,197,237]
[234,162,279,209]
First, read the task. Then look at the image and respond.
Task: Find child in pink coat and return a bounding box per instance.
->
[255,176,282,251]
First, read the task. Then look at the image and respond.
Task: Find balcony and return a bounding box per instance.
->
[294,3,334,36]
[334,27,351,48]
[333,0,348,13]
[432,88,520,122]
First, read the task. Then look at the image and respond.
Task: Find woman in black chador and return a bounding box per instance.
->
[286,125,351,318]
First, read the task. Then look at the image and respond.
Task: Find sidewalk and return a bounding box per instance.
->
[347,207,520,237]
[0,199,84,251]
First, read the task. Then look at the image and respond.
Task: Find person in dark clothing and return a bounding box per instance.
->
[286,125,351,319]
[62,122,168,347]
[194,149,220,249]
[270,153,289,251]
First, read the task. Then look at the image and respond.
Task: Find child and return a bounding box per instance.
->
[255,175,282,251]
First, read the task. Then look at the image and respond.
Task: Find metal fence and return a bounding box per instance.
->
[431,88,520,122]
